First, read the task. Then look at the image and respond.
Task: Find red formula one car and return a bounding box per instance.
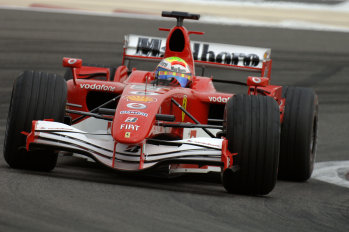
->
[3,11,318,195]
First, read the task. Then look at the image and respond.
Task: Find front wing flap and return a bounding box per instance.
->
[26,121,227,172]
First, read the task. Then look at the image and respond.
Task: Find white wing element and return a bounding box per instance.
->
[124,34,271,70]
[29,121,223,172]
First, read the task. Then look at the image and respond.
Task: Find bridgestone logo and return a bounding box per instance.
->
[120,111,148,117]
[80,84,115,92]
[208,96,230,103]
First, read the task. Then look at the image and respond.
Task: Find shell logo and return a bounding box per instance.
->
[125,95,157,102]
[263,52,270,60]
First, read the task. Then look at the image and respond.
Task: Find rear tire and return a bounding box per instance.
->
[3,71,67,171]
[278,87,318,181]
[222,95,280,195]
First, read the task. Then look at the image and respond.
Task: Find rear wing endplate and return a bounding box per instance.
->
[123,34,272,78]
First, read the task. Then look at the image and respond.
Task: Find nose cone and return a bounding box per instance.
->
[112,85,164,144]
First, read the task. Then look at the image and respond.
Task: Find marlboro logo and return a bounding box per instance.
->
[134,37,261,67]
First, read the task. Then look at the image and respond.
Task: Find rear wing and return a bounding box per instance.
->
[123,34,272,78]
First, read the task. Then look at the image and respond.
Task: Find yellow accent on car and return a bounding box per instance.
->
[182,95,187,121]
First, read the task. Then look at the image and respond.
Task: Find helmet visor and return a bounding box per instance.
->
[156,67,191,87]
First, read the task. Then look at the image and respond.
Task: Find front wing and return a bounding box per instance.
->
[26,121,225,172]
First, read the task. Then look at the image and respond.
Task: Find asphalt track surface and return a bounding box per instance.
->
[0,9,349,232]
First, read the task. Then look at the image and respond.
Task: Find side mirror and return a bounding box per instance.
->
[62,57,82,68]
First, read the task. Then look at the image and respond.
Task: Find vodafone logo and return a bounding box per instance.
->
[208,96,230,103]
[68,59,77,64]
[252,77,261,83]
[80,84,115,92]
[127,103,146,109]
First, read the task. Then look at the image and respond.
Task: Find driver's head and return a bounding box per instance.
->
[154,57,192,87]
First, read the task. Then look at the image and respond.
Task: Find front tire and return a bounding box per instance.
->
[3,71,67,171]
[222,95,280,195]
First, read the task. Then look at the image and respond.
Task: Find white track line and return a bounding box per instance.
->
[312,161,349,189]
[163,0,349,12]
[0,5,161,20]
[0,5,349,33]
[199,15,349,33]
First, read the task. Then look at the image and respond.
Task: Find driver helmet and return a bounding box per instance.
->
[154,57,192,87]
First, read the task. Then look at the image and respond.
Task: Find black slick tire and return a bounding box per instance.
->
[222,95,280,195]
[3,71,67,171]
[278,87,318,181]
